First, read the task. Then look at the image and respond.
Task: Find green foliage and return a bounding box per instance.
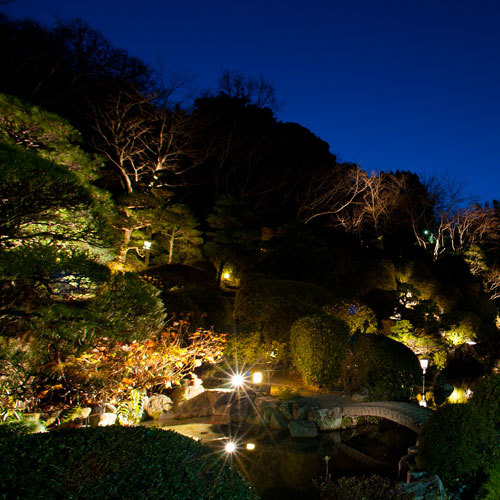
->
[235,275,335,342]
[314,474,414,500]
[358,260,397,294]
[417,403,497,486]
[162,286,232,330]
[90,272,166,342]
[482,458,500,500]
[116,389,146,425]
[204,196,260,284]
[0,93,101,181]
[323,299,378,334]
[386,320,448,370]
[0,426,258,499]
[224,331,286,367]
[290,314,349,386]
[440,310,482,346]
[470,374,500,426]
[0,142,112,246]
[340,333,421,400]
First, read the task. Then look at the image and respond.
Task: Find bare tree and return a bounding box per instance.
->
[299,165,412,237]
[414,176,500,260]
[218,70,282,111]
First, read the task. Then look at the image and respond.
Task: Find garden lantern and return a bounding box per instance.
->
[419,358,429,407]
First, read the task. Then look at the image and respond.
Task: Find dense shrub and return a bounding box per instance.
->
[0,426,258,499]
[482,458,500,500]
[340,333,421,400]
[417,403,497,486]
[357,259,397,294]
[323,299,377,334]
[440,311,482,346]
[224,331,286,367]
[314,474,413,500]
[235,275,335,342]
[162,286,232,330]
[290,314,349,385]
[470,374,500,426]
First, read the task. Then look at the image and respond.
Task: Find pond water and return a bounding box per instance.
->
[147,417,417,499]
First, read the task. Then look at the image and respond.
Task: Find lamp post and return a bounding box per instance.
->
[143,240,151,267]
[419,358,429,407]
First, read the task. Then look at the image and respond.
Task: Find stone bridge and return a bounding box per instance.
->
[342,401,432,433]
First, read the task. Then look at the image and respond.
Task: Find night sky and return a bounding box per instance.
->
[3,0,500,203]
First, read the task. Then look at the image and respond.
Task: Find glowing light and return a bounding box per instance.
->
[419,398,427,407]
[231,373,245,388]
[246,442,255,450]
[252,372,263,384]
[447,387,469,404]
[223,272,230,279]
[143,240,152,250]
[465,339,477,345]
[225,441,237,453]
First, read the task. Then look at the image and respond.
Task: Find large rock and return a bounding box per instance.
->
[173,392,212,419]
[288,419,319,438]
[309,407,343,431]
[170,384,205,405]
[404,472,446,500]
[269,410,290,430]
[144,394,173,419]
[205,389,233,416]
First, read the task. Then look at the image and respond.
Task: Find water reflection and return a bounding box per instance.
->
[148,417,416,499]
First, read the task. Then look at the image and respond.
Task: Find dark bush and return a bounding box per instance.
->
[340,333,420,400]
[314,474,413,500]
[235,275,335,342]
[163,286,232,330]
[417,403,497,486]
[470,374,500,426]
[290,314,349,385]
[0,426,257,499]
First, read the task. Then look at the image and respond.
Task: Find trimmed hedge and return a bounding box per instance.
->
[470,374,500,426]
[235,275,335,342]
[290,314,349,385]
[323,299,377,334]
[0,426,257,499]
[417,403,497,486]
[340,333,421,401]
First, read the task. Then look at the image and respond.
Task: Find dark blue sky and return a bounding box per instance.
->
[3,0,500,203]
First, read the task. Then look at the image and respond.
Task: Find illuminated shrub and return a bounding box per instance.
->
[340,333,420,400]
[417,403,496,486]
[470,374,500,426]
[290,314,349,385]
[235,275,335,342]
[441,311,482,346]
[386,320,448,370]
[224,331,286,368]
[0,427,258,499]
[323,299,377,334]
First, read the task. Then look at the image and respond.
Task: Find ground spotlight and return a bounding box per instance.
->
[225,441,237,453]
[231,373,245,388]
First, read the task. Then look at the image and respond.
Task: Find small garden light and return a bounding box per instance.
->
[223,272,230,280]
[225,441,237,453]
[252,371,263,384]
[143,240,152,250]
[246,442,256,450]
[231,373,245,388]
